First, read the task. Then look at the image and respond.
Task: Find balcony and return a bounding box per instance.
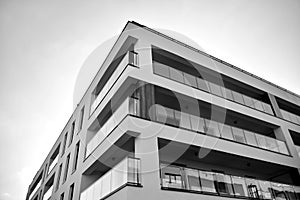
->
[80,157,141,200]
[161,163,300,200]
[153,61,274,115]
[86,97,140,157]
[153,104,289,155]
[281,109,300,125]
[90,51,138,114]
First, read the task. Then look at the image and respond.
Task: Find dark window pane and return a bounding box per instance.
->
[161,165,184,189]
[214,173,234,195]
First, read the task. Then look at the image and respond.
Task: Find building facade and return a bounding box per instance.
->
[26,21,300,200]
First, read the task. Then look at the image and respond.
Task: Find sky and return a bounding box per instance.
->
[0,0,299,199]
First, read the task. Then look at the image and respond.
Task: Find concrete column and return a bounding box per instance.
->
[268,93,283,118]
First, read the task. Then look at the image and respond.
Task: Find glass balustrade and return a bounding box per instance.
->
[160,163,300,199]
[80,157,141,200]
[280,109,300,125]
[153,62,274,115]
[91,51,139,114]
[296,146,300,159]
[86,97,139,157]
[153,104,289,155]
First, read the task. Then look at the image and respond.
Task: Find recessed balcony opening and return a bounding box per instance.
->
[289,130,300,158]
[47,145,60,175]
[80,136,140,200]
[43,174,54,200]
[158,138,300,199]
[28,172,42,200]
[152,47,274,115]
[276,97,300,125]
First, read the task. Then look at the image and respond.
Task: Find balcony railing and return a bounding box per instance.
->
[161,163,300,200]
[280,109,300,125]
[153,61,274,115]
[153,104,289,155]
[90,51,138,114]
[86,97,140,157]
[296,146,300,159]
[80,157,141,200]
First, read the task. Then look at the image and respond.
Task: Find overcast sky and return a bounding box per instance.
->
[0,0,299,200]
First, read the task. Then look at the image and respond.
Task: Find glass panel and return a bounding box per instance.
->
[277,140,289,155]
[209,82,223,97]
[174,111,191,130]
[290,113,299,124]
[214,173,234,195]
[93,178,101,200]
[296,146,300,159]
[219,124,233,140]
[205,120,221,137]
[231,176,248,197]
[190,115,204,132]
[232,127,246,143]
[199,171,217,193]
[161,165,184,189]
[165,108,179,126]
[271,182,288,200]
[156,105,167,123]
[232,91,245,104]
[253,99,264,112]
[224,88,234,101]
[153,62,170,78]
[183,73,197,88]
[245,178,261,199]
[256,134,268,149]
[128,158,139,184]
[101,171,112,198]
[265,137,279,152]
[185,168,201,191]
[243,95,255,108]
[196,78,210,92]
[259,180,272,199]
[262,103,274,115]
[170,68,184,83]
[244,130,258,146]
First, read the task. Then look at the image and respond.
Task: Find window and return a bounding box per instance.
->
[231,176,248,197]
[72,142,80,172]
[63,154,70,183]
[55,164,63,191]
[69,122,75,146]
[199,171,217,193]
[61,132,68,156]
[185,169,201,191]
[60,193,64,200]
[78,106,85,132]
[214,172,234,195]
[161,165,184,189]
[68,183,74,200]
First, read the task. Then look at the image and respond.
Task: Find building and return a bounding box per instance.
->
[26,21,300,200]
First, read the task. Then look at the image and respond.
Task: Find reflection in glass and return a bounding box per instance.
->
[175,111,191,129]
[243,95,255,108]
[256,134,268,149]
[224,88,234,101]
[265,137,279,152]
[209,82,223,97]
[232,91,245,104]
